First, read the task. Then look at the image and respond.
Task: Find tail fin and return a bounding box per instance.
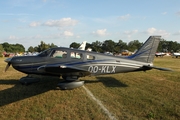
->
[78,41,87,50]
[128,36,161,63]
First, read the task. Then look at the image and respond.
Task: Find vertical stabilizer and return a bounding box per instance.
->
[128,36,161,63]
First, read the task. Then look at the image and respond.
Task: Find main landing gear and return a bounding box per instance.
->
[19,75,84,90]
[57,75,84,90]
[57,80,84,90]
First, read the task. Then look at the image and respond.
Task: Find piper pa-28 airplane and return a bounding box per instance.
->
[4,36,172,90]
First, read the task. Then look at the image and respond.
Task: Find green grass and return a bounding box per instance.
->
[0,56,180,120]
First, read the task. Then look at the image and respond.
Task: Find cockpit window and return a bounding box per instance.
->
[37,49,52,57]
[52,50,67,58]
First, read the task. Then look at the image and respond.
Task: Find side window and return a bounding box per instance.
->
[71,52,83,59]
[87,54,95,60]
[52,50,67,58]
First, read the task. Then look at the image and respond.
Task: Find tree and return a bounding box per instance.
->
[127,40,142,52]
[85,42,93,50]
[29,41,59,52]
[69,42,80,49]
[2,42,11,52]
[28,46,34,53]
[102,40,115,52]
[49,43,58,48]
[34,46,38,52]
[157,39,180,52]
[114,40,127,53]
[37,41,50,52]
[91,41,103,52]
[13,43,25,52]
[1,42,25,53]
[0,44,4,57]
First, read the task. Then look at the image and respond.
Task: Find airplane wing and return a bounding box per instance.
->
[37,64,90,75]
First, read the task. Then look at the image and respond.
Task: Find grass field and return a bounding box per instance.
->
[0,57,179,120]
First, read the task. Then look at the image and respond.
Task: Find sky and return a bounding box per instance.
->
[0,0,180,50]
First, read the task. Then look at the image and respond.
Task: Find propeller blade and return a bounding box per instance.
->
[5,62,11,72]
[4,57,12,72]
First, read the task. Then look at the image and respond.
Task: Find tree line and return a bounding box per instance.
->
[0,39,180,57]
[70,39,180,53]
[27,41,57,53]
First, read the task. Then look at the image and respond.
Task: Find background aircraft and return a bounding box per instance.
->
[78,41,87,50]
[4,36,172,90]
[155,52,166,57]
[172,52,180,58]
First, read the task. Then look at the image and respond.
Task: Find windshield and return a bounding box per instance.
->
[37,49,52,57]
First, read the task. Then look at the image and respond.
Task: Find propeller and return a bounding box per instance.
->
[4,58,12,72]
[5,62,11,72]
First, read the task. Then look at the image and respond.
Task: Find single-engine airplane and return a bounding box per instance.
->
[155,52,166,57]
[172,52,180,58]
[4,36,172,89]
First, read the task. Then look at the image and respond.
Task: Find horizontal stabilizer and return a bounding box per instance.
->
[143,65,173,71]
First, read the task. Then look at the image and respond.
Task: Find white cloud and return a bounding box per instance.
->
[9,35,19,40]
[176,11,180,16]
[173,31,180,35]
[162,12,167,15]
[124,30,138,35]
[124,30,138,38]
[75,35,81,38]
[158,30,170,37]
[29,21,41,27]
[31,34,44,39]
[119,14,130,20]
[63,31,74,37]
[43,18,78,27]
[92,29,108,36]
[145,27,170,38]
[146,28,157,34]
